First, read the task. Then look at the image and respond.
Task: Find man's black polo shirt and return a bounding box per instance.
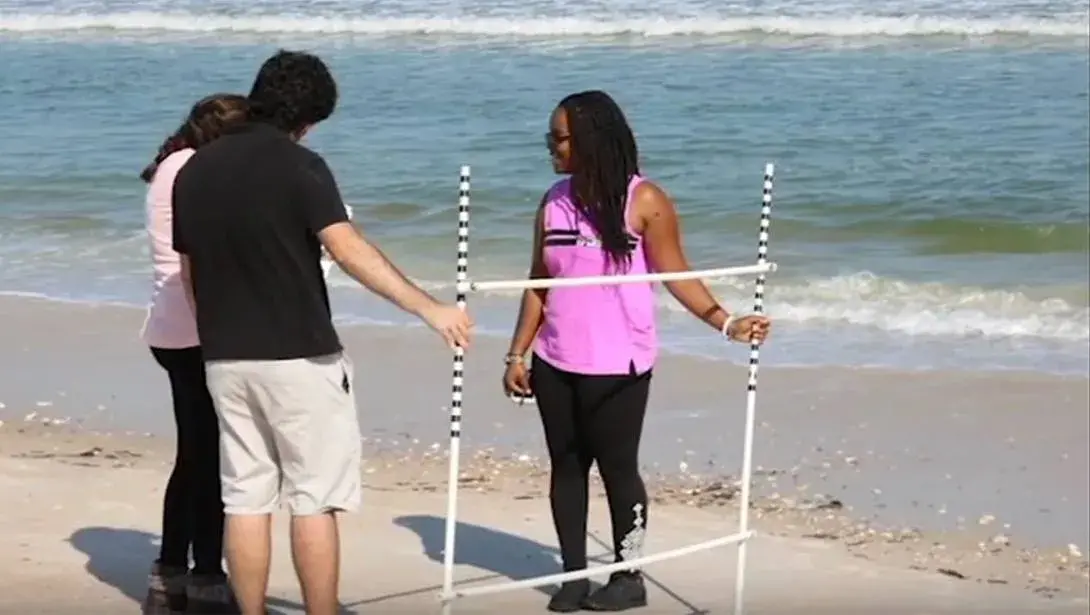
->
[172,122,349,361]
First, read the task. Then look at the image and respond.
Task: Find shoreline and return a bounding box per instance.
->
[2,289,1088,379]
[1,419,1087,611]
[1,292,1087,583]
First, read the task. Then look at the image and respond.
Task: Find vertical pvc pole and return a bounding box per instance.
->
[733,162,774,615]
[441,166,471,615]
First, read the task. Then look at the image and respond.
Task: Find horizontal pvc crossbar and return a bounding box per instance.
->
[442,530,753,601]
[460,262,777,293]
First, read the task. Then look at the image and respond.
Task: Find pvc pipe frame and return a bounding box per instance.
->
[448,530,754,599]
[440,163,776,615]
[460,262,777,293]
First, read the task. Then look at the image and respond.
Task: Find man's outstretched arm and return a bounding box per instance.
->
[319,221,437,317]
[300,153,472,348]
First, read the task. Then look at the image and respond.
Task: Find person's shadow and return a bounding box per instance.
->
[67,526,301,614]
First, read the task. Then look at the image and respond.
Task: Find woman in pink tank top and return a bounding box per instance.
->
[501,90,771,612]
[139,93,249,615]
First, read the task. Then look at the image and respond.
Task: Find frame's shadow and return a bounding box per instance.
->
[392,515,562,597]
[68,526,305,614]
[346,515,706,614]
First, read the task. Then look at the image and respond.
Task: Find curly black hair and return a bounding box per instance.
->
[247,49,338,133]
[558,90,640,270]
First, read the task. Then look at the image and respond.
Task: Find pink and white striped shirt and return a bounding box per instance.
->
[534,175,658,375]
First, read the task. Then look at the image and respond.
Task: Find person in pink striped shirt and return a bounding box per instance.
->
[139,93,249,615]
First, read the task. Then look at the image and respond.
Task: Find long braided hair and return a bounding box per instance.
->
[140,93,250,183]
[558,90,641,271]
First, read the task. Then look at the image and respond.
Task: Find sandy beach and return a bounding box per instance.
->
[1,294,1088,613]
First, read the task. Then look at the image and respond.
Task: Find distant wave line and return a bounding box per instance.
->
[1,12,1087,39]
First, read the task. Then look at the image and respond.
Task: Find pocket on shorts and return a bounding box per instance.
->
[312,352,354,397]
[337,353,354,395]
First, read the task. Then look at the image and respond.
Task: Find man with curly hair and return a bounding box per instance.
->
[171,49,474,615]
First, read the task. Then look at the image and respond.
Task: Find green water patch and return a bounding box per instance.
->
[714,208,1089,255]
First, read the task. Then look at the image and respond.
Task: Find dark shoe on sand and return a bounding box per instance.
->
[582,571,647,611]
[142,562,189,615]
[186,573,241,614]
[547,579,591,612]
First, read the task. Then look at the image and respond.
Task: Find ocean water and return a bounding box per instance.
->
[1,0,1088,375]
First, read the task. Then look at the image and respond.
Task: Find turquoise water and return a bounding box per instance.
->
[1,0,1088,374]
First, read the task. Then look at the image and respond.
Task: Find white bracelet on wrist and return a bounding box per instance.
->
[720,314,736,338]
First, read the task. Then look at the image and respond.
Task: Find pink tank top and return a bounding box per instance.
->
[534,175,658,376]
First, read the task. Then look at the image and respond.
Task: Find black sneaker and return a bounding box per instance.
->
[582,571,647,612]
[547,579,591,613]
[185,573,241,614]
[142,562,189,614]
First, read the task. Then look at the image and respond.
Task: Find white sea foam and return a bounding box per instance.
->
[0,11,1085,40]
[695,272,1089,341]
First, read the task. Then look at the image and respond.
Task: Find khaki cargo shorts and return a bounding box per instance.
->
[205,352,362,516]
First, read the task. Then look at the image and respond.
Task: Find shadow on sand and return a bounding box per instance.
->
[68,526,302,614]
[69,522,705,614]
[347,515,705,614]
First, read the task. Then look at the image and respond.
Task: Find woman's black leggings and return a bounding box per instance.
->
[529,354,651,572]
[151,346,225,576]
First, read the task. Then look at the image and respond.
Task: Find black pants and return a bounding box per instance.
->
[530,354,652,572]
[151,346,225,576]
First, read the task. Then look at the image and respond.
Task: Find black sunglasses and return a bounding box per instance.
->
[545,132,571,148]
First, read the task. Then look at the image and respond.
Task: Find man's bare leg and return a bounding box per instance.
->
[290,512,341,615]
[225,513,273,615]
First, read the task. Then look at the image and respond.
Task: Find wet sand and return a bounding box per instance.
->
[0,293,1087,611]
